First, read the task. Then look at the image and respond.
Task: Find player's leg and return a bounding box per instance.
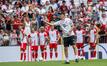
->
[80,43,85,59]
[20,43,25,61]
[34,46,38,60]
[70,36,79,62]
[64,47,69,63]
[20,44,23,60]
[90,43,96,59]
[49,44,53,60]
[44,45,47,60]
[63,37,70,64]
[20,50,24,60]
[31,46,35,61]
[72,45,78,62]
[40,45,44,60]
[54,43,58,59]
[40,45,47,61]
[23,43,27,61]
[76,43,81,59]
[90,43,93,59]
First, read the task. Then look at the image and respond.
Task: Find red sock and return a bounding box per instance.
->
[44,52,47,59]
[78,50,80,56]
[32,52,34,58]
[24,53,26,61]
[35,52,38,58]
[42,52,44,59]
[20,52,23,60]
[91,51,94,58]
[93,51,96,57]
[55,52,58,58]
[50,52,53,59]
[82,49,85,56]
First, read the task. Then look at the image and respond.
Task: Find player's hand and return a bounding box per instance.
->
[44,45,47,49]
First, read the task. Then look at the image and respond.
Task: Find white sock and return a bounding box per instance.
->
[66,57,69,62]
[75,55,78,59]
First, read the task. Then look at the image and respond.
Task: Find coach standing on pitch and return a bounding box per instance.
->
[45,13,79,64]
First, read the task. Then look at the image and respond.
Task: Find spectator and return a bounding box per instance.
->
[21,1,29,12]
[60,1,68,14]
[47,6,54,22]
[0,30,4,46]
[3,32,9,46]
[9,30,17,46]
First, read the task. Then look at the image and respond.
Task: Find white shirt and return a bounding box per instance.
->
[74,0,81,6]
[49,29,58,43]
[45,5,52,12]
[76,30,85,43]
[54,18,75,37]
[39,8,46,14]
[41,0,50,5]
[10,33,17,45]
[100,18,107,25]
[1,5,7,10]
[3,35,9,40]
[52,3,58,10]
[39,32,47,45]
[104,1,107,6]
[30,32,38,46]
[22,36,27,43]
[65,0,71,7]
[90,29,96,43]
[21,6,29,12]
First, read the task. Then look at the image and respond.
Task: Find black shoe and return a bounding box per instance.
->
[65,61,70,64]
[75,59,79,63]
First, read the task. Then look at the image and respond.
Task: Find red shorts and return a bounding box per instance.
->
[76,43,84,49]
[49,43,57,49]
[31,46,38,51]
[90,43,96,49]
[40,45,46,51]
[20,43,27,51]
[88,0,92,3]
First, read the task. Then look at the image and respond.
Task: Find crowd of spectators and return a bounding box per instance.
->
[0,0,107,46]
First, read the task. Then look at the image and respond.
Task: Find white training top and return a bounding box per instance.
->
[54,18,75,37]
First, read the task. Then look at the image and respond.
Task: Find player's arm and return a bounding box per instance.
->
[46,33,50,45]
[83,30,86,44]
[57,31,60,43]
[44,20,60,26]
[46,36,50,45]
[106,30,107,35]
[45,21,54,26]
[38,33,40,46]
[44,32,49,45]
[27,34,32,46]
[95,28,100,44]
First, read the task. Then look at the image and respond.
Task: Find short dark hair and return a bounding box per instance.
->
[62,1,66,3]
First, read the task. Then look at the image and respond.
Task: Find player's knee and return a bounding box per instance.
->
[54,48,57,52]
[64,47,68,51]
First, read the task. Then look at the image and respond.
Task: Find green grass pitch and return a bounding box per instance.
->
[0,59,107,66]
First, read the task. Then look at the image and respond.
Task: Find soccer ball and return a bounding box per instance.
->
[38,57,43,62]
